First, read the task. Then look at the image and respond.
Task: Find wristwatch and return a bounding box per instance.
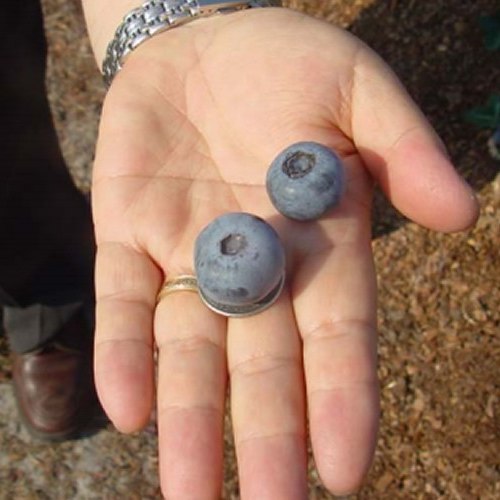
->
[102,0,282,87]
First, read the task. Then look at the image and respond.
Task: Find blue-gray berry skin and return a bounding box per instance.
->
[266,141,345,221]
[194,213,285,313]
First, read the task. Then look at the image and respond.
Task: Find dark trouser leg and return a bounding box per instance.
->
[0,0,95,353]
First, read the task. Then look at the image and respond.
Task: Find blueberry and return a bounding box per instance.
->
[194,213,286,317]
[266,141,345,221]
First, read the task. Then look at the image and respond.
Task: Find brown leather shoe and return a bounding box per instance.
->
[12,315,97,441]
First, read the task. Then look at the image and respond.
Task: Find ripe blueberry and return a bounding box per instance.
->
[266,141,345,221]
[194,212,286,317]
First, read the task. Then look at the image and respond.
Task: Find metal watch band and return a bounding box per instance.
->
[102,0,281,87]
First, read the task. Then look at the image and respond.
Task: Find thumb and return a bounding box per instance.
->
[350,47,479,232]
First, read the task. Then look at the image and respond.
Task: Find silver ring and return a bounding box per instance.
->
[198,274,285,318]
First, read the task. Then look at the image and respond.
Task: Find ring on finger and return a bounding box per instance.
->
[156,275,199,304]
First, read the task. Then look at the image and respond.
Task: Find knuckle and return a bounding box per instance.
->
[230,354,298,378]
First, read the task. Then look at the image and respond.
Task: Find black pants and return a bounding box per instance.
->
[0,0,95,353]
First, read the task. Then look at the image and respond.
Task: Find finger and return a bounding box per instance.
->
[227,294,308,500]
[350,47,479,232]
[293,203,379,495]
[94,241,162,432]
[155,288,227,499]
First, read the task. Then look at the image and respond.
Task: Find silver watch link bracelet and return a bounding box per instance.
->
[102,0,282,87]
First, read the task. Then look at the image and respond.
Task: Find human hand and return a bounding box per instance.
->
[90,8,478,498]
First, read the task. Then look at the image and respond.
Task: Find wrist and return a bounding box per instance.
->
[82,1,141,66]
[82,0,280,85]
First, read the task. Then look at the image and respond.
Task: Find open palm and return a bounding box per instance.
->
[91,8,477,498]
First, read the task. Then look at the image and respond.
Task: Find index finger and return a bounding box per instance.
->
[292,161,379,495]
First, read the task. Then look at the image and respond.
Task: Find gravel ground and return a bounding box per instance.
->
[1,0,498,498]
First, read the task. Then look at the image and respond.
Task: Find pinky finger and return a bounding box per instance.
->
[94,241,161,432]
